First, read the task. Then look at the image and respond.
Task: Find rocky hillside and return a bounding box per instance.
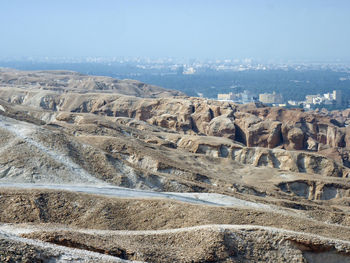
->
[1,69,350,262]
[0,68,184,97]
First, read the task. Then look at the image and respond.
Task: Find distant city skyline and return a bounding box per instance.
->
[1,55,349,65]
[1,0,350,61]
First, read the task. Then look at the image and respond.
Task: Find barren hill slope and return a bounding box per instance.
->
[0,68,184,97]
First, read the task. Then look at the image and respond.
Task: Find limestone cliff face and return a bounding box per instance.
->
[230,147,348,177]
[173,135,349,178]
[2,81,350,168]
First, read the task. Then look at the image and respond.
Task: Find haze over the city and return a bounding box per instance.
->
[1,0,350,62]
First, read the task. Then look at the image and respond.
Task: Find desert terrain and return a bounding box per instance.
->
[1,68,350,262]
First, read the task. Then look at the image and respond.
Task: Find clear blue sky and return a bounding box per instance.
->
[1,0,349,61]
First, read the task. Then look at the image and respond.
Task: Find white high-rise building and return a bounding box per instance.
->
[333,90,342,106]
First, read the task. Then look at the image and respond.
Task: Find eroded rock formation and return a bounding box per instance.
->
[1,69,350,262]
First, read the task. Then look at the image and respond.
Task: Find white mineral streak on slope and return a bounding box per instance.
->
[169,192,272,210]
[0,230,143,263]
[0,183,229,206]
[0,115,106,185]
[0,183,292,215]
[2,223,350,249]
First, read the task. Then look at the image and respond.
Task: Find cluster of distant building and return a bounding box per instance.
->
[217,89,345,109]
[258,92,283,104]
[217,90,257,104]
[217,90,284,106]
[288,90,344,109]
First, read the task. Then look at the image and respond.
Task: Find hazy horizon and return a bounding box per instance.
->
[1,0,350,61]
